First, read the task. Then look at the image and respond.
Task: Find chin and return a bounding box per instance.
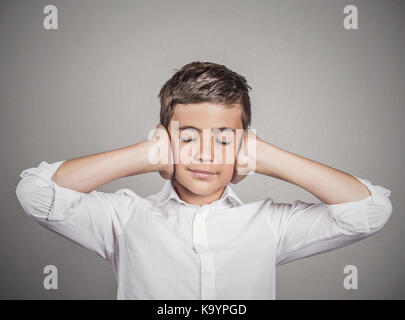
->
[191,182,220,195]
[182,179,219,195]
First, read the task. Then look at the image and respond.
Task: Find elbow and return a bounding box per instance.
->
[368,197,393,233]
[15,176,53,219]
[16,177,36,218]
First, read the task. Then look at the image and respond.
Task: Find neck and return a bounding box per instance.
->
[173,180,225,206]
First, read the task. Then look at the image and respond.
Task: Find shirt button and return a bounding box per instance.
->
[194,244,208,253]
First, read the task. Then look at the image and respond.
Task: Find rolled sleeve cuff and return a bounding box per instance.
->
[20,160,66,180]
[329,176,392,235]
[352,176,391,206]
[48,180,84,221]
[19,160,84,222]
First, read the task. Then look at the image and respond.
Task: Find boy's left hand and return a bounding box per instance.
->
[231,129,260,184]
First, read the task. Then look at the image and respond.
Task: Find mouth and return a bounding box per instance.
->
[188,169,218,179]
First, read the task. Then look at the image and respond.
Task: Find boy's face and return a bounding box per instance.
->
[168,102,244,198]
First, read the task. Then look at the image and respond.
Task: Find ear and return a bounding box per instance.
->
[235,129,246,153]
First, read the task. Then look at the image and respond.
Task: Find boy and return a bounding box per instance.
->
[15,61,393,299]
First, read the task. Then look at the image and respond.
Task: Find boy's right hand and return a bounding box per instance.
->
[150,124,174,180]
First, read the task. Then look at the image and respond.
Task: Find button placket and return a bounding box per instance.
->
[192,207,215,299]
[200,251,215,299]
[192,208,208,253]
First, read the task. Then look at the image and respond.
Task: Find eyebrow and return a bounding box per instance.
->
[178,126,236,132]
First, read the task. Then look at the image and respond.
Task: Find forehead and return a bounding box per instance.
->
[171,102,243,130]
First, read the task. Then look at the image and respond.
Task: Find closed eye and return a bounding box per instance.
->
[213,128,234,145]
[215,139,232,145]
[179,128,234,145]
[181,137,198,143]
[181,136,232,143]
[180,128,200,143]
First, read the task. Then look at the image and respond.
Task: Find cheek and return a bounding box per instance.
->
[219,164,235,180]
[174,142,200,165]
[173,165,187,186]
[212,144,237,165]
[174,163,193,183]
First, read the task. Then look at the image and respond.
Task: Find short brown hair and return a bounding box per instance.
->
[158,61,252,130]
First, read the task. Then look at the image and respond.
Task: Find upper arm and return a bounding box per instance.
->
[266,176,393,266]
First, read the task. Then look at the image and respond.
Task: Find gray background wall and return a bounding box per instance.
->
[1,0,404,299]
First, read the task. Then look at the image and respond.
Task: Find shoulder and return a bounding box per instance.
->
[113,182,169,209]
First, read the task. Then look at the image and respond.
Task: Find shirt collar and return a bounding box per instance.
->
[154,179,244,208]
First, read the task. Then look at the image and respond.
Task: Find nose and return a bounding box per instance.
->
[194,130,215,163]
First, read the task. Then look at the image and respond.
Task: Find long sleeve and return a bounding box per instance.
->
[15,160,140,262]
[265,176,393,266]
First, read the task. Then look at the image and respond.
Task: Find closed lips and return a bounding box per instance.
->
[189,169,217,174]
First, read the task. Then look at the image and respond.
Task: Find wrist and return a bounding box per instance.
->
[127,140,161,175]
[255,139,279,176]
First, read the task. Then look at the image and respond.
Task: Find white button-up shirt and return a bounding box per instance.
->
[15,160,393,299]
